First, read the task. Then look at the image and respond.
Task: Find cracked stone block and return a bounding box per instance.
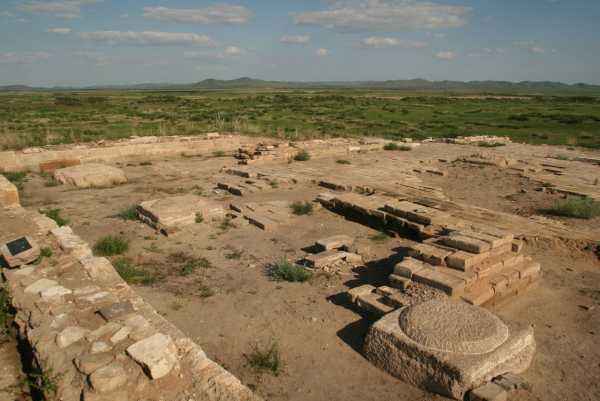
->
[0,174,19,207]
[126,333,179,379]
[91,341,112,354]
[80,291,111,303]
[315,235,354,252]
[87,322,122,341]
[364,299,535,400]
[89,362,128,393]
[468,382,507,401]
[347,284,376,304]
[40,285,72,300]
[25,278,58,294]
[98,301,135,321]
[56,326,88,348]
[76,353,115,375]
[110,327,131,344]
[80,257,122,285]
[54,163,127,188]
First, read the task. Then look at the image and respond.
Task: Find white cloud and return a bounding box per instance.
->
[223,46,244,56]
[0,51,51,64]
[73,51,111,66]
[47,27,72,34]
[143,5,252,24]
[294,0,471,32]
[514,41,547,54]
[360,36,428,49]
[79,31,215,47]
[18,1,101,19]
[280,35,311,44]
[184,46,245,61]
[435,51,455,60]
[316,48,329,56]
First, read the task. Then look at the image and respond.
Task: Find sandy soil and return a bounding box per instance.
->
[16,145,600,401]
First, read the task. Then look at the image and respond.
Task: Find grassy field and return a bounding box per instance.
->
[0,90,599,150]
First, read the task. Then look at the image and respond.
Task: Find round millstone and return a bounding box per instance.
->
[399,299,509,355]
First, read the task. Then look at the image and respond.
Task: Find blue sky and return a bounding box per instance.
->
[1,0,599,86]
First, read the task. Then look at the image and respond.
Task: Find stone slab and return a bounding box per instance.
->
[315,235,354,252]
[412,267,466,297]
[407,243,452,266]
[126,333,179,379]
[0,175,19,207]
[54,163,127,188]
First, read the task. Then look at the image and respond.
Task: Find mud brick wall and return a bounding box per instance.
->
[1,205,261,401]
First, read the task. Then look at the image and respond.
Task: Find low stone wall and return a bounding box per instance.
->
[1,203,261,401]
[0,134,253,173]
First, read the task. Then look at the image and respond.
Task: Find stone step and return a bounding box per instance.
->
[407,243,453,266]
[412,267,467,297]
[441,234,491,254]
[383,200,449,226]
[305,250,348,268]
[356,292,396,316]
[315,235,354,252]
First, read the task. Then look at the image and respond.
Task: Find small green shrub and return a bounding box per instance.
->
[270,259,312,282]
[219,217,234,231]
[40,247,53,258]
[225,250,243,260]
[293,149,311,161]
[117,206,139,221]
[383,142,411,151]
[0,285,10,336]
[290,201,313,216]
[198,285,215,298]
[2,171,28,190]
[245,341,281,376]
[213,150,226,157]
[542,197,600,219]
[94,236,129,256]
[195,212,204,223]
[369,231,390,243]
[41,208,69,226]
[23,367,59,398]
[113,258,155,285]
[336,159,351,165]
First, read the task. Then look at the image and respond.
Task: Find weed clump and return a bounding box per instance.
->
[94,236,129,256]
[290,201,313,216]
[270,259,312,282]
[383,142,411,151]
[117,206,139,221]
[245,341,281,376]
[293,149,311,161]
[336,159,351,165]
[41,208,69,226]
[369,231,390,243]
[113,258,155,285]
[2,172,28,190]
[542,197,600,219]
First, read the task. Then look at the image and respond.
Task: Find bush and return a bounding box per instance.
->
[94,236,129,256]
[113,258,155,285]
[41,208,69,226]
[2,171,27,190]
[383,142,411,151]
[369,232,390,243]
[542,197,600,219]
[293,149,311,161]
[290,201,313,216]
[336,159,351,165]
[213,150,226,157]
[270,259,312,282]
[245,341,281,376]
[117,206,139,221]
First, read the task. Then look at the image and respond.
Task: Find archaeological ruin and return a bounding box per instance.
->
[1,133,599,401]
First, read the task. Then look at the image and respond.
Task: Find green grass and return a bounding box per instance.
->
[180,257,212,276]
[270,259,312,282]
[0,285,10,337]
[94,235,129,256]
[117,206,139,221]
[2,171,28,190]
[40,208,69,226]
[542,197,600,219]
[23,367,59,398]
[1,91,599,150]
[198,284,215,298]
[290,201,313,216]
[245,341,281,376]
[369,231,390,243]
[383,142,412,151]
[213,150,226,157]
[195,212,204,223]
[113,258,156,285]
[293,149,311,161]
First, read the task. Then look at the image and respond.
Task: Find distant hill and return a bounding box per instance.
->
[2,78,600,94]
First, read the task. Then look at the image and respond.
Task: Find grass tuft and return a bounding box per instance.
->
[0,285,10,337]
[245,341,281,376]
[41,208,69,226]
[369,231,390,243]
[290,201,313,216]
[94,235,129,256]
[293,149,311,161]
[383,142,412,151]
[113,258,156,285]
[336,159,351,165]
[270,259,312,282]
[2,172,28,190]
[117,206,139,221]
[542,197,600,219]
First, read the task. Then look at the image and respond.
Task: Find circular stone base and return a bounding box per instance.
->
[399,299,509,354]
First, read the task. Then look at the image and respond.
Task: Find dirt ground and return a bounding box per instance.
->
[17,143,600,401]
